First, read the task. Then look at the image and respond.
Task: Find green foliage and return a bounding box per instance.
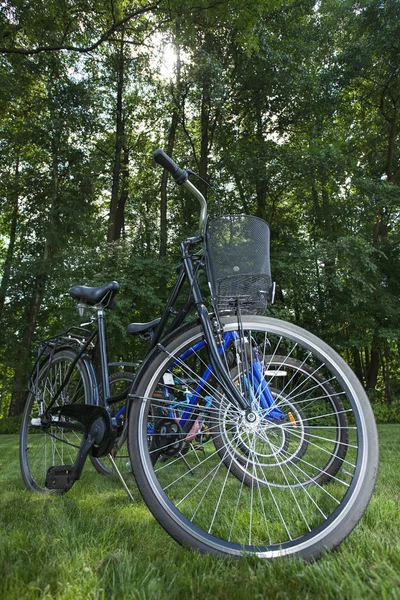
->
[0,415,21,434]
[1,0,400,412]
[370,400,400,425]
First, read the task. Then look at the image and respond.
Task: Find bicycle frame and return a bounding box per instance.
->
[168,331,285,431]
[110,328,286,438]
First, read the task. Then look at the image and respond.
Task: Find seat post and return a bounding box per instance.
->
[96,305,111,402]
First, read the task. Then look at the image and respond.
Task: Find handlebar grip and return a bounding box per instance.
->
[153,148,188,185]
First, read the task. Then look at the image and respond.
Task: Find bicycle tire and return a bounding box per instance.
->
[20,348,94,494]
[128,316,378,560]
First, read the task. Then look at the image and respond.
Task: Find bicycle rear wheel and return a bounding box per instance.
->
[128,316,378,560]
[20,348,93,494]
[213,355,348,488]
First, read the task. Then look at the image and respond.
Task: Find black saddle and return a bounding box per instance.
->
[69,281,120,308]
[127,318,161,337]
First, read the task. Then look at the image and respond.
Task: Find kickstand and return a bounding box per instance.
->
[178,451,194,474]
[189,442,202,464]
[192,442,206,461]
[108,453,135,503]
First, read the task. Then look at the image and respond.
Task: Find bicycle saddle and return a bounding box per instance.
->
[127,318,161,336]
[69,281,120,307]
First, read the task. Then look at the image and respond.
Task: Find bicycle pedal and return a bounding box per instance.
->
[45,465,76,490]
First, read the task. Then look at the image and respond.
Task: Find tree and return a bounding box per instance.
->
[0,0,162,55]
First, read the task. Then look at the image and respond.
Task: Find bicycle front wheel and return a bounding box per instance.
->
[128,316,378,560]
[20,348,93,494]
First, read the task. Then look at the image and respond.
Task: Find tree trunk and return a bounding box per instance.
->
[114,144,129,240]
[197,32,217,201]
[353,348,364,386]
[160,108,180,256]
[254,97,267,221]
[383,341,392,405]
[383,93,398,182]
[0,159,19,315]
[233,173,250,214]
[160,44,181,258]
[8,276,48,415]
[107,37,125,243]
[366,344,379,391]
[198,74,211,201]
[144,197,152,256]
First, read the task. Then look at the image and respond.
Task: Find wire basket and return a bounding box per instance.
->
[205,214,273,315]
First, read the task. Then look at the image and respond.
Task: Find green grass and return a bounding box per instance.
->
[1,425,399,600]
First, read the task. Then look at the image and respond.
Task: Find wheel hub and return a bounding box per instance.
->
[241,410,261,433]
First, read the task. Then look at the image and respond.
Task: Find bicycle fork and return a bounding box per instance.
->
[180,238,285,424]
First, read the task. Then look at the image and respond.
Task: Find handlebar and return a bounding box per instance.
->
[153,148,208,236]
[153,148,188,185]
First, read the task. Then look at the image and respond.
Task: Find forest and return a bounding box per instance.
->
[0,0,399,423]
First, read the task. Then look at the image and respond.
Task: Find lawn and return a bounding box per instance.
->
[0,425,399,600]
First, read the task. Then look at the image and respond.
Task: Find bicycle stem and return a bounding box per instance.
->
[182,179,207,235]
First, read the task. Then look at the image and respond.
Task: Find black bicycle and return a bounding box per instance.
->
[20,149,378,561]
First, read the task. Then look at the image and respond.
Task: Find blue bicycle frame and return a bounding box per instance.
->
[164,331,285,431]
[112,331,285,434]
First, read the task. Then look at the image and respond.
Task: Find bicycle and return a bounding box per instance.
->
[20,149,379,561]
[18,292,150,490]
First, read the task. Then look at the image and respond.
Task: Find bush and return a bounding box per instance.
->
[0,416,21,434]
[371,400,400,424]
